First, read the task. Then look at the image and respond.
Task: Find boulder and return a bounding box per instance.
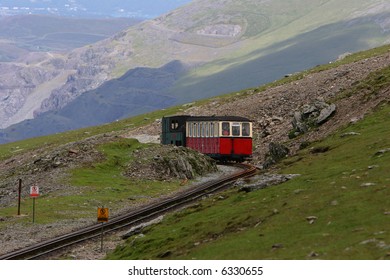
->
[263,142,289,169]
[317,103,336,125]
[291,99,336,136]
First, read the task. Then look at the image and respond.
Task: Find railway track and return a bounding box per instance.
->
[0,163,257,260]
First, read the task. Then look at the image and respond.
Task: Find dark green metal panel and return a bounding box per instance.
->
[161,116,188,146]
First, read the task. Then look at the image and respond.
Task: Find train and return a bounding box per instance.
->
[161,115,253,162]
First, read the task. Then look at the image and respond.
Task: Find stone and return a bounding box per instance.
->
[272,243,283,249]
[331,200,338,206]
[263,142,290,169]
[317,103,336,125]
[360,182,376,187]
[291,100,336,135]
[374,148,390,156]
[122,216,164,239]
[237,173,300,192]
[292,111,308,133]
[308,251,319,258]
[306,216,318,224]
[340,132,360,137]
[368,165,379,169]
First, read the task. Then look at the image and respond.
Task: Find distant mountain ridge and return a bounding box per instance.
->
[0,14,142,61]
[0,0,390,143]
[0,0,192,18]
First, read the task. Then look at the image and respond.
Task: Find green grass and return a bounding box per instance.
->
[107,103,390,260]
[338,66,390,100]
[0,138,183,229]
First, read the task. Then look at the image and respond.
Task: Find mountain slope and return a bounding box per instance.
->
[171,16,388,101]
[0,44,389,260]
[1,0,390,142]
[0,61,184,142]
[0,15,141,59]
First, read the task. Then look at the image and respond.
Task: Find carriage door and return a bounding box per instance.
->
[231,122,241,155]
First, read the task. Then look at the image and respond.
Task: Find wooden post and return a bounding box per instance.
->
[17,179,22,216]
[32,198,36,223]
[100,223,104,252]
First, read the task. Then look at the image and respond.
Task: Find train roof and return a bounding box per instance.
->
[163,115,251,122]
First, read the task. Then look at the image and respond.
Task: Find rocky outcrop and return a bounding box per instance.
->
[34,47,114,116]
[290,99,336,138]
[0,64,60,128]
[125,145,218,181]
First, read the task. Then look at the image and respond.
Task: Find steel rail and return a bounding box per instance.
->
[0,163,257,260]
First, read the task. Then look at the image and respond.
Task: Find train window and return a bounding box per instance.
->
[194,123,197,137]
[170,120,179,131]
[206,122,210,137]
[214,122,219,137]
[194,123,196,137]
[242,123,250,137]
[194,123,198,137]
[222,122,230,136]
[198,123,201,137]
[232,123,240,136]
[210,123,214,138]
[188,123,193,137]
[192,123,196,137]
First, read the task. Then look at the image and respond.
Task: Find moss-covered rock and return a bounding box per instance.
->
[125,145,217,180]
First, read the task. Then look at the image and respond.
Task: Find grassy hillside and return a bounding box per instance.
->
[170,0,390,101]
[0,44,390,260]
[107,102,390,260]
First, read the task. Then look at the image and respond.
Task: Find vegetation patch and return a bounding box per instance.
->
[338,66,390,100]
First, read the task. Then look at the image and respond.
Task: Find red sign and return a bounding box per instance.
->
[30,186,39,197]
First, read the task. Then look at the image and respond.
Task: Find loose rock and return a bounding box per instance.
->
[306,216,318,224]
[236,173,300,192]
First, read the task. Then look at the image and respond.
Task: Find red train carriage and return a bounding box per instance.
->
[161,116,253,162]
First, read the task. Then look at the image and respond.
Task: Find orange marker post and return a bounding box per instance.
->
[97,207,109,252]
